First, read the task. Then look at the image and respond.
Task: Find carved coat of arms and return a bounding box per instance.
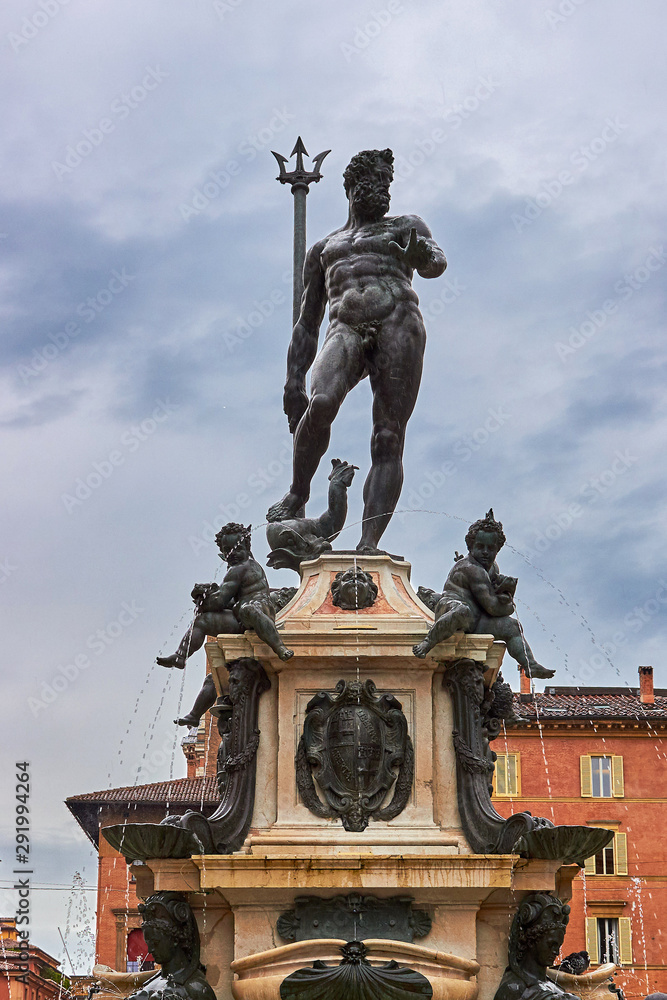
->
[296,679,414,832]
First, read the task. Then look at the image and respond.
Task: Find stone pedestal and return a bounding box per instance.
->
[138,554,568,1000]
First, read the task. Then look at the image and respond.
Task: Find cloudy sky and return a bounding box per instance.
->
[1,0,666,970]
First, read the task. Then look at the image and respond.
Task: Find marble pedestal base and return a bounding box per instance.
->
[135,554,573,1000]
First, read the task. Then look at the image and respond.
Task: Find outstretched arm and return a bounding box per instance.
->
[283,241,328,433]
[389,216,446,279]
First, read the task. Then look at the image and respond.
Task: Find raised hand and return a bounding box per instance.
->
[388,227,434,271]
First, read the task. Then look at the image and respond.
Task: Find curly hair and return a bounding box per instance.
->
[509,893,570,974]
[139,891,198,959]
[343,148,394,193]
[465,508,506,552]
[215,522,251,550]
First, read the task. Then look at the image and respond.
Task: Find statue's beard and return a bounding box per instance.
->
[351,181,390,221]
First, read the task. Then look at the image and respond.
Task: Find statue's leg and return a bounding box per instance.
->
[477,615,555,679]
[285,328,365,513]
[176,673,217,727]
[413,603,474,658]
[358,318,424,552]
[238,603,294,661]
[157,611,240,669]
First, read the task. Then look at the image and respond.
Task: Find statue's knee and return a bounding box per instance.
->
[309,393,338,427]
[237,606,252,629]
[371,425,402,460]
[500,617,521,640]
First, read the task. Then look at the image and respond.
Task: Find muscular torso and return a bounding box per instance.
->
[442,557,500,620]
[232,557,272,609]
[320,215,422,328]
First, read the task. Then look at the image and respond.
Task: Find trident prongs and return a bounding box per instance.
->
[272,137,331,328]
[272,137,330,192]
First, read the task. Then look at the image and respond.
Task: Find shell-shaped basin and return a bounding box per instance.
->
[230,938,479,1000]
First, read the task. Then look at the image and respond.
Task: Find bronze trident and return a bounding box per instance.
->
[272,137,330,327]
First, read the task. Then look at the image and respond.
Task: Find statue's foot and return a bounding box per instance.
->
[412,641,430,659]
[277,646,294,661]
[526,662,556,679]
[355,543,387,556]
[175,712,200,727]
[266,492,306,523]
[157,654,186,669]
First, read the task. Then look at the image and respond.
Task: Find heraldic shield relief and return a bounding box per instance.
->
[296,679,414,832]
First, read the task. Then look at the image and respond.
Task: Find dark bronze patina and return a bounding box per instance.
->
[268,148,447,554]
[330,568,378,610]
[296,679,413,832]
[443,657,555,854]
[280,941,432,1000]
[104,658,270,860]
[267,459,357,572]
[277,894,431,944]
[157,522,293,672]
[126,891,215,1000]
[414,510,554,679]
[494,894,578,1000]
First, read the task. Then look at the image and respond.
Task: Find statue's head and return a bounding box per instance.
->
[509,893,570,979]
[465,509,506,569]
[216,522,251,562]
[343,149,394,221]
[225,657,268,704]
[138,891,199,970]
[328,458,358,488]
[331,567,378,610]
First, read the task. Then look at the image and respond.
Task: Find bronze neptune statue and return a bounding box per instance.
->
[268,148,447,554]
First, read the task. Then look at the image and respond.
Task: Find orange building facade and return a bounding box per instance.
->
[66,768,218,969]
[0,919,68,1000]
[493,666,667,1000]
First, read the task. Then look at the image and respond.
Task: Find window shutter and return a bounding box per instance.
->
[618,917,632,964]
[507,754,517,795]
[615,833,628,875]
[612,756,624,797]
[580,755,593,797]
[498,755,507,795]
[584,853,596,876]
[585,917,599,964]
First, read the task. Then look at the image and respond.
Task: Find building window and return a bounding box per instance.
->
[584,833,628,876]
[580,755,624,797]
[592,756,612,797]
[599,917,619,963]
[586,916,632,965]
[493,753,520,796]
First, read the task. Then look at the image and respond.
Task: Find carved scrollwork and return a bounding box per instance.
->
[444,658,554,854]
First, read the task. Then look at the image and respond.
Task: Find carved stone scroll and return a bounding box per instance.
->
[443,659,553,853]
[160,656,270,854]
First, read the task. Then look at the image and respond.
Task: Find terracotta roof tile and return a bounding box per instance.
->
[66,775,219,805]
[511,688,667,722]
